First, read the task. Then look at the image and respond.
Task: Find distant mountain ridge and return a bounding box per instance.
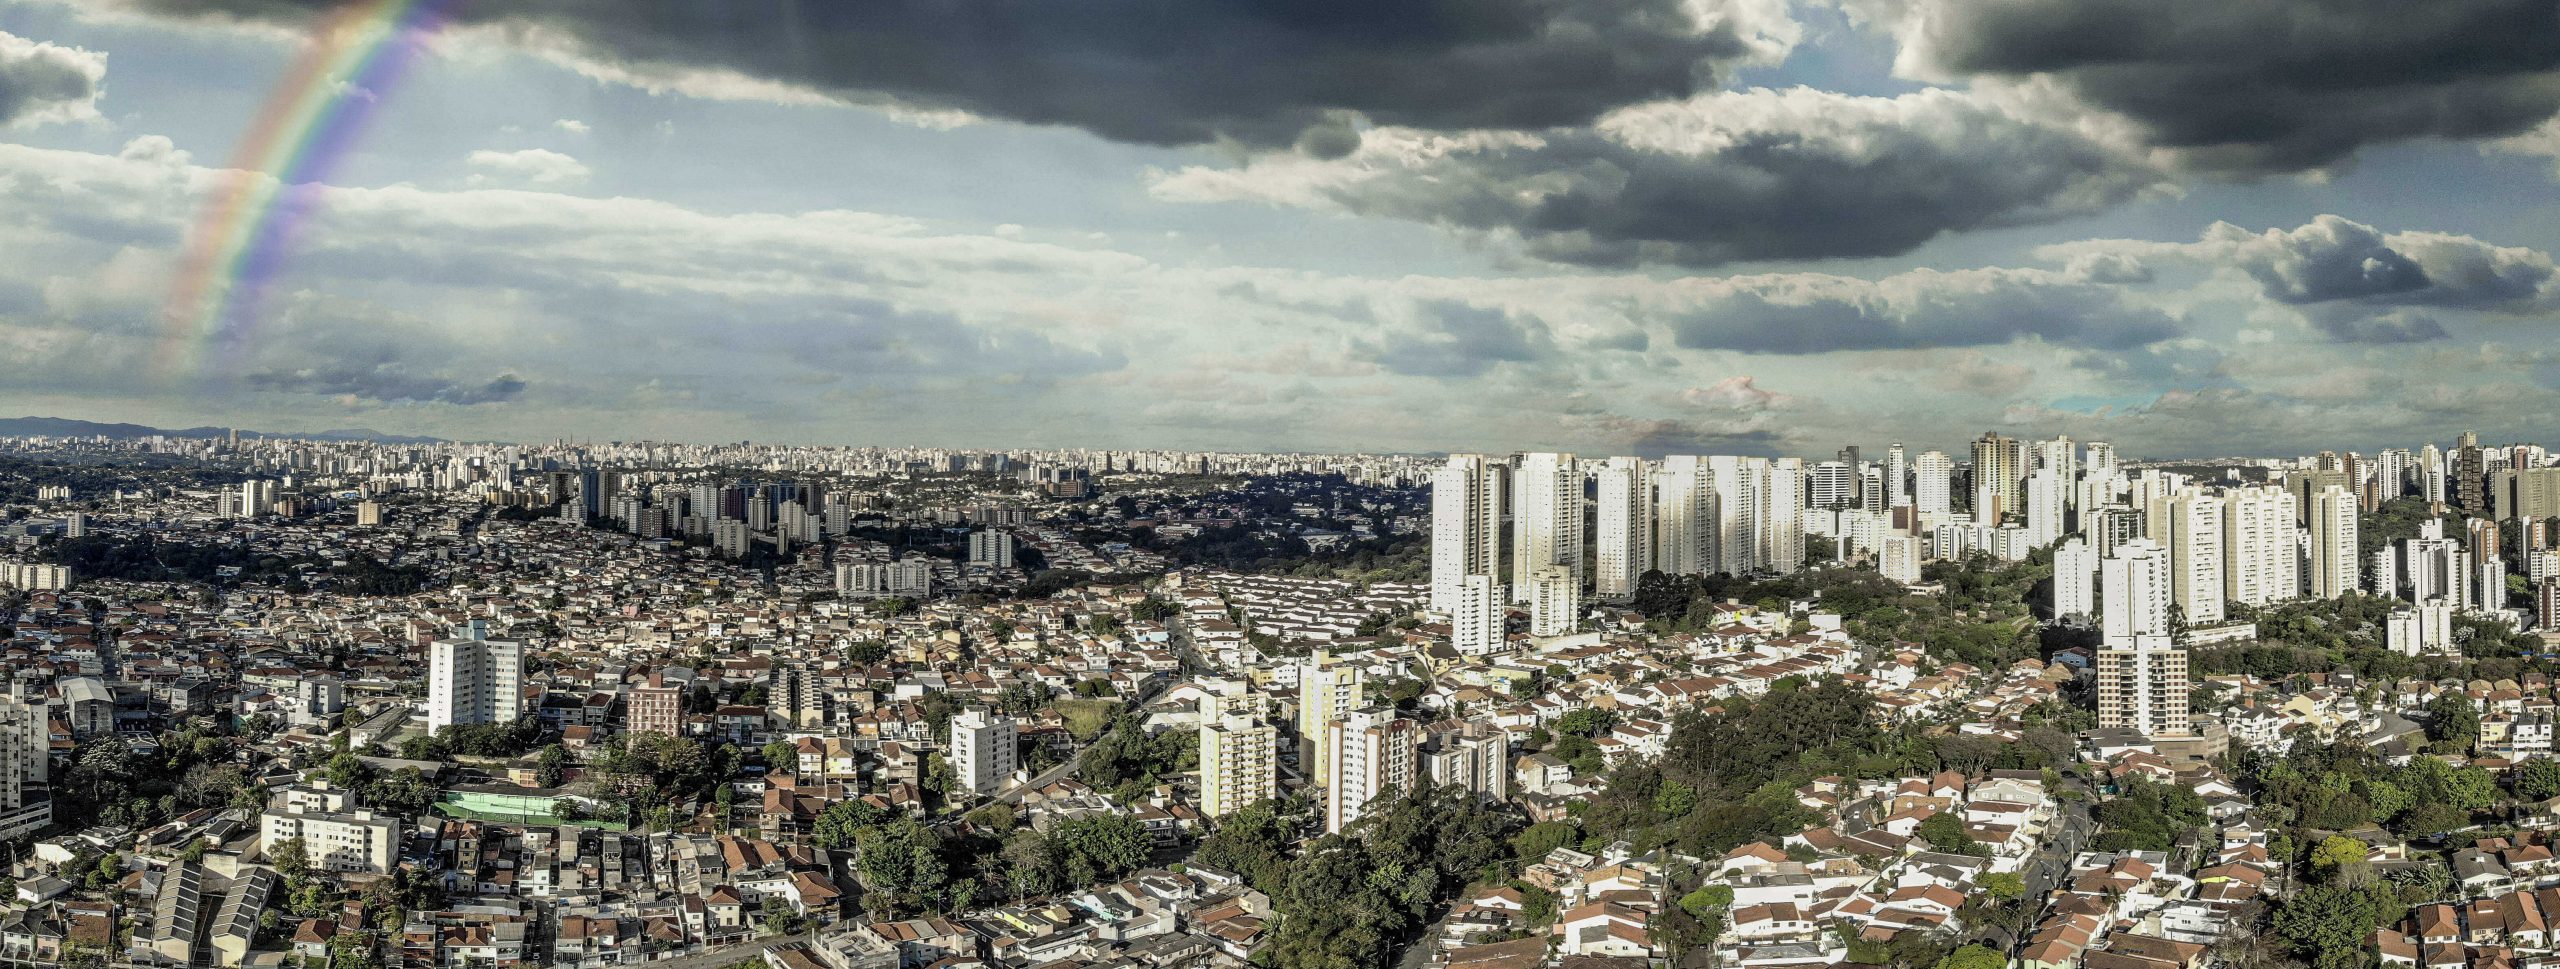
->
[0,416,451,445]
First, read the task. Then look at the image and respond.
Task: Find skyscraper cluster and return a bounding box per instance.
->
[1431,452,1806,652]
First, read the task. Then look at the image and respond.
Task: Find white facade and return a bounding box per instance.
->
[1594,457,1652,601]
[1453,574,1505,655]
[2307,485,2360,599]
[1878,534,1922,585]
[262,805,399,875]
[1707,456,1763,575]
[1527,565,1579,637]
[1430,456,1507,615]
[2221,485,2300,608]
[1323,708,1418,834]
[1510,452,1584,604]
[2146,491,2226,625]
[950,708,1017,796]
[427,621,524,734]
[1912,451,1953,517]
[1765,458,1806,573]
[2101,539,2173,646]
[967,530,1014,569]
[2053,537,2098,620]
[2023,469,2065,547]
[1650,456,1714,575]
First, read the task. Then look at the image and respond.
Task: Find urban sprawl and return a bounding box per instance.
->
[0,429,2549,969]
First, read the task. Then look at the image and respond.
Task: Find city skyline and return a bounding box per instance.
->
[0,2,2556,455]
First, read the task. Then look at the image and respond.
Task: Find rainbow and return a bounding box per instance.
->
[158,0,462,379]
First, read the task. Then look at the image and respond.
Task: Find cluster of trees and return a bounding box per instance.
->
[42,534,306,586]
[586,733,742,827]
[809,796,1154,917]
[1628,556,2062,671]
[2240,737,2498,840]
[1074,715,1199,802]
[398,717,548,761]
[59,724,244,829]
[1254,786,1516,969]
[2088,777,2205,852]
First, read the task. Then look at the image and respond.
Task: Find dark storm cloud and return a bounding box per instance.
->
[1369,300,1553,377]
[0,30,104,125]
[1890,0,2560,172]
[2203,216,2560,342]
[1170,88,2157,268]
[245,367,530,404]
[120,0,1768,147]
[1663,268,2179,354]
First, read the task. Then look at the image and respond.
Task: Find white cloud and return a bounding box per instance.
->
[0,29,107,127]
[464,148,592,186]
[553,118,591,135]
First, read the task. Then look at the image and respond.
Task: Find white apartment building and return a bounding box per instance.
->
[427,621,524,734]
[950,708,1017,797]
[1324,708,1418,834]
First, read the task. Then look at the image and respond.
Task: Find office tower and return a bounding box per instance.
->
[2222,485,2300,608]
[1297,652,1363,788]
[2146,491,2226,625]
[968,530,1015,568]
[1199,710,1277,819]
[1430,456,1507,615]
[428,622,523,734]
[1913,451,1954,517]
[1453,574,1505,655]
[1421,720,1509,803]
[1323,707,1418,834]
[0,690,50,838]
[951,708,1018,796]
[1969,432,2028,524]
[2307,485,2360,599]
[2095,539,2189,737]
[1811,461,1856,509]
[1886,443,1908,508]
[628,675,684,737]
[1594,457,1652,602]
[1765,458,1806,573]
[1511,453,1583,603]
[1527,566,1579,637]
[1878,534,1921,584]
[1650,457,1714,575]
[2457,431,2489,515]
[2053,537,2097,620]
[2024,469,2066,547]
[1707,455,1764,574]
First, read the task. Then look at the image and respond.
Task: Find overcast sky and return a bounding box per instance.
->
[2,0,2558,458]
